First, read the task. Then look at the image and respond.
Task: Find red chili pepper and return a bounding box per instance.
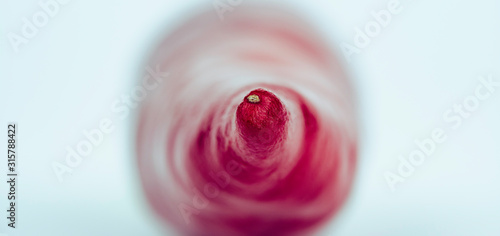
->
[136,6,357,236]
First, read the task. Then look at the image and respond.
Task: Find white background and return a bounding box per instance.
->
[1,0,499,235]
